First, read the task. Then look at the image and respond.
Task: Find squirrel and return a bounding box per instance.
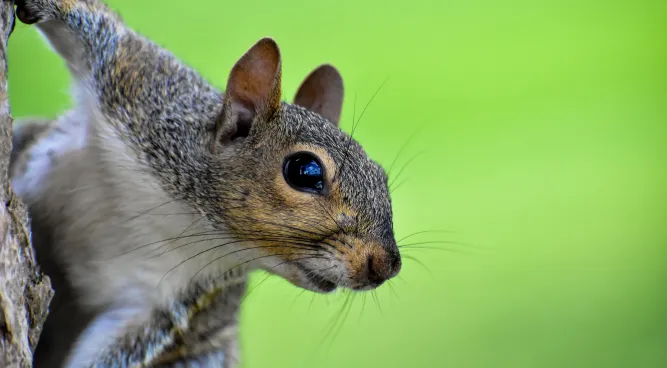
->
[9,0,402,367]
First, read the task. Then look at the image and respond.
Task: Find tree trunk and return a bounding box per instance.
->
[0,1,54,367]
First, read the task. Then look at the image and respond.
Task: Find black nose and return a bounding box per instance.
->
[366,252,400,285]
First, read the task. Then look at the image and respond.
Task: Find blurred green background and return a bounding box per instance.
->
[7,0,667,367]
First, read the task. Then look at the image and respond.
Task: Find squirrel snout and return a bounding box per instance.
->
[363,250,401,287]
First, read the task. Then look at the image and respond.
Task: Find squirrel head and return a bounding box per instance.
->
[206,38,400,293]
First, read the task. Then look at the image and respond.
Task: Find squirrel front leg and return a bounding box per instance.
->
[16,0,220,152]
[17,0,123,78]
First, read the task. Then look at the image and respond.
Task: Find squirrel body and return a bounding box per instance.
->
[10,0,401,366]
[13,110,248,367]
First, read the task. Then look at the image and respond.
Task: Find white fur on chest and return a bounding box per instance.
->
[15,101,252,313]
[11,110,88,198]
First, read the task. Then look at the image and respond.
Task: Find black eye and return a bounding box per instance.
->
[283,152,325,194]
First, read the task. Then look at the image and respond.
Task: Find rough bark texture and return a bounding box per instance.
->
[0,1,54,367]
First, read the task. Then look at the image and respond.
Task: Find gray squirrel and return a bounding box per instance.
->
[9,0,401,367]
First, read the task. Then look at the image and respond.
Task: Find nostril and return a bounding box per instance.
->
[367,255,390,284]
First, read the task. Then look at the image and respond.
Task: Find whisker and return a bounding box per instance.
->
[399,245,480,255]
[110,229,229,259]
[233,216,332,239]
[290,288,310,311]
[319,290,353,351]
[120,200,178,225]
[338,91,358,177]
[212,254,329,285]
[396,230,459,244]
[149,215,209,255]
[398,240,487,250]
[371,290,382,315]
[241,271,274,303]
[386,280,400,300]
[117,215,341,259]
[202,248,330,286]
[354,78,389,133]
[229,216,347,252]
[357,292,368,323]
[158,243,322,286]
[388,150,425,190]
[314,198,345,234]
[389,177,410,194]
[324,291,355,355]
[386,124,426,179]
[309,291,318,311]
[401,254,434,279]
[339,79,388,178]
[133,212,201,216]
[149,232,338,260]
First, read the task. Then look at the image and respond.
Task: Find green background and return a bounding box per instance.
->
[7,0,667,367]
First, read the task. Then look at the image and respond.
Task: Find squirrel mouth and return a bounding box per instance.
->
[295,264,337,293]
[307,275,336,293]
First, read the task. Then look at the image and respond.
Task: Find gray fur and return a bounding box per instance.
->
[11,0,401,367]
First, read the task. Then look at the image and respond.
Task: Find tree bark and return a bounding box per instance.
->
[0,1,54,367]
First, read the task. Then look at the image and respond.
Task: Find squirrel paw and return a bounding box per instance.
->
[16,0,93,24]
[16,0,106,25]
[16,0,53,24]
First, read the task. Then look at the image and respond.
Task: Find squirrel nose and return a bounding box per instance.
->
[366,252,400,286]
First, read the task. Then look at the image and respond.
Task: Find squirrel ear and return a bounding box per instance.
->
[294,64,344,126]
[213,38,282,149]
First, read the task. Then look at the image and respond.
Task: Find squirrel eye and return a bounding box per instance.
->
[283,152,325,194]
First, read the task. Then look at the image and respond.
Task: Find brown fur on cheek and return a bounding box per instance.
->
[328,185,358,232]
[220,179,335,261]
[220,145,338,259]
[219,143,359,263]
